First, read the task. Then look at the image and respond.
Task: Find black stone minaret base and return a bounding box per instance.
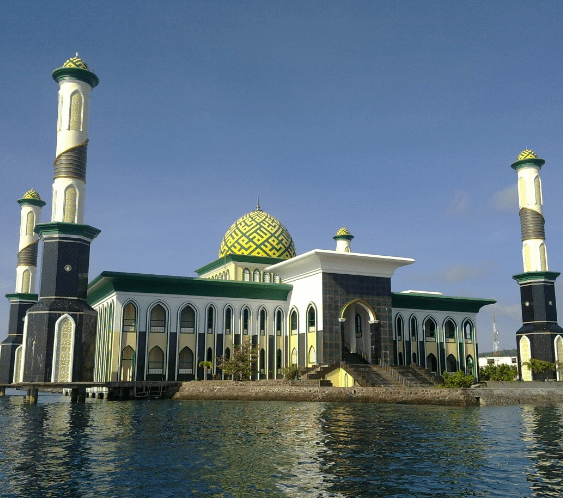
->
[22,223,100,383]
[0,294,37,383]
[514,272,563,381]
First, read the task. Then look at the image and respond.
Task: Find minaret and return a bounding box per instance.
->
[333,227,354,253]
[0,190,45,383]
[21,55,100,383]
[511,149,563,381]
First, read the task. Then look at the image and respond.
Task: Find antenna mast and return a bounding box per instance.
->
[493,313,499,356]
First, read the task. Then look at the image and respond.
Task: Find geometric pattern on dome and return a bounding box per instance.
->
[63,54,89,71]
[23,189,41,200]
[219,208,296,259]
[336,227,351,236]
[517,149,538,161]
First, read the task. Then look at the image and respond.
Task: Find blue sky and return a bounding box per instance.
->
[2,0,563,352]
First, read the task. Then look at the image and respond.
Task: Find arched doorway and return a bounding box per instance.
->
[340,299,377,363]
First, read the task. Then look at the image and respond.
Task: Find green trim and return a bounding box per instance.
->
[392,293,496,313]
[512,271,560,283]
[333,234,354,241]
[52,67,99,88]
[511,157,545,171]
[5,293,38,302]
[195,254,286,276]
[88,271,292,306]
[35,222,101,240]
[18,198,46,208]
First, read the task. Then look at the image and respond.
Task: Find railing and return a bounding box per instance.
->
[383,364,411,388]
[356,347,370,363]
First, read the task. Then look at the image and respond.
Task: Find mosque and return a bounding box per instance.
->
[0,56,497,387]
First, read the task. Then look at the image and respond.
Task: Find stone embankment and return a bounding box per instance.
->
[172,380,478,406]
[470,382,563,405]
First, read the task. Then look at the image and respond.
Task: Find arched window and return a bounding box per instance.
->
[291,348,298,365]
[121,346,135,381]
[274,274,280,284]
[444,319,456,341]
[309,346,316,364]
[26,211,34,236]
[412,352,417,364]
[307,306,316,332]
[207,306,215,334]
[13,345,23,384]
[463,320,473,341]
[150,304,166,333]
[520,335,532,381]
[555,336,563,381]
[243,269,250,281]
[355,313,362,338]
[534,175,542,205]
[259,308,266,335]
[290,310,298,335]
[207,347,213,363]
[224,306,233,334]
[277,349,282,373]
[519,177,527,206]
[69,91,83,131]
[148,346,164,374]
[424,317,436,340]
[446,354,457,372]
[398,352,403,365]
[410,315,418,341]
[52,315,74,382]
[426,353,437,372]
[263,273,271,283]
[180,305,196,333]
[225,348,231,360]
[63,185,77,223]
[21,269,31,294]
[259,348,265,374]
[226,270,230,280]
[466,355,474,376]
[540,243,547,271]
[253,269,261,282]
[242,308,250,335]
[123,303,137,332]
[178,347,193,374]
[276,310,283,336]
[396,314,404,339]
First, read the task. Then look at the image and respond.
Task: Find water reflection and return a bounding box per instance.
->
[520,405,563,497]
[1,395,563,497]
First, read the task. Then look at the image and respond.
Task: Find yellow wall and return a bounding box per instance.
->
[325,367,358,387]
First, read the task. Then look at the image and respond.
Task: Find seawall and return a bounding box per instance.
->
[172,380,478,406]
[470,385,563,405]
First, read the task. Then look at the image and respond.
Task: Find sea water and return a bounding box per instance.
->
[0,391,562,497]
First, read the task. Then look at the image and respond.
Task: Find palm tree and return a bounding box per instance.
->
[199,360,213,380]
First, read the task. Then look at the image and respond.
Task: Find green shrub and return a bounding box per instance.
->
[442,370,475,388]
[281,364,300,381]
[479,363,518,381]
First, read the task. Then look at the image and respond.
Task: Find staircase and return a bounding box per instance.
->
[391,365,442,387]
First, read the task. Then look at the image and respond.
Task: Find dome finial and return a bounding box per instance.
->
[256,196,261,211]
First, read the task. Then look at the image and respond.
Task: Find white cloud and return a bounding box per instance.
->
[447,190,470,215]
[491,184,517,212]
[413,260,496,283]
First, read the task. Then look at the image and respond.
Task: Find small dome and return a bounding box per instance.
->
[517,149,538,161]
[336,227,351,236]
[219,207,296,259]
[23,189,41,200]
[63,53,89,71]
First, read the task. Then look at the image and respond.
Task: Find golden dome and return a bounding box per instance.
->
[63,53,89,71]
[517,149,538,161]
[336,227,351,236]
[23,189,41,200]
[219,207,296,259]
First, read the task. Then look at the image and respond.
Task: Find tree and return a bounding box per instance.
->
[441,370,475,388]
[522,358,560,374]
[216,341,258,381]
[199,361,213,380]
[479,363,518,381]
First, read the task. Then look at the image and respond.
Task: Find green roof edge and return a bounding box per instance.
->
[88,271,292,305]
[195,254,287,275]
[392,292,496,313]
